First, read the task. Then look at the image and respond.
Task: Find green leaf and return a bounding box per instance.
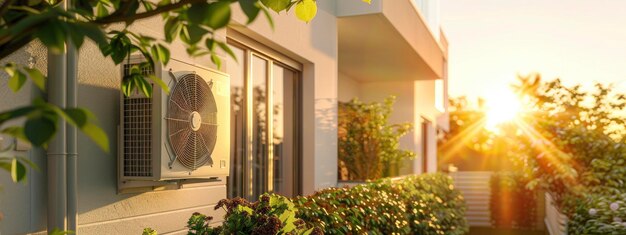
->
[24,116,56,147]
[164,17,182,43]
[205,1,231,29]
[141,0,155,11]
[239,0,261,24]
[16,156,39,172]
[0,106,36,124]
[3,12,49,40]
[24,68,46,91]
[261,0,290,12]
[73,22,108,47]
[4,64,27,92]
[183,24,208,45]
[0,161,11,172]
[238,205,253,214]
[122,76,133,97]
[216,41,237,62]
[1,126,27,142]
[187,1,231,29]
[11,158,27,182]
[96,2,109,17]
[74,0,94,16]
[50,228,74,235]
[151,44,170,65]
[187,2,211,25]
[210,53,222,69]
[260,6,275,29]
[147,75,170,94]
[302,228,314,235]
[135,76,153,98]
[35,20,66,54]
[295,0,317,23]
[81,123,109,153]
[205,38,216,50]
[157,0,170,6]
[63,108,88,127]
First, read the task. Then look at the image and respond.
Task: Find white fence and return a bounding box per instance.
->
[450,171,493,227]
[545,193,567,235]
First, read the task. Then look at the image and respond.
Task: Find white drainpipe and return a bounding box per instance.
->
[47,0,79,232]
[66,37,78,232]
[47,44,68,233]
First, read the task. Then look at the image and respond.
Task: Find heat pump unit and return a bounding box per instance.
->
[119,57,230,183]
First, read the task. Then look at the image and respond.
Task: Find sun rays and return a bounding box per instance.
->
[484,91,523,133]
[441,95,581,190]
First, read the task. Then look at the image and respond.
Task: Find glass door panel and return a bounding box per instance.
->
[251,55,268,199]
[271,64,296,197]
[227,46,245,198]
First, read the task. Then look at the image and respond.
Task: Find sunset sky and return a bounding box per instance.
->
[440,0,626,99]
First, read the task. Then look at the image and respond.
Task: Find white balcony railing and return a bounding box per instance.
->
[412,0,441,41]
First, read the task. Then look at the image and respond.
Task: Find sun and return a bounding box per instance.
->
[484,90,522,132]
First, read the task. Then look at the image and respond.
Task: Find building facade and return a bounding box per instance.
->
[0,0,448,234]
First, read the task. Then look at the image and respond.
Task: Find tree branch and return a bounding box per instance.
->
[0,0,15,17]
[93,0,206,24]
[0,34,33,59]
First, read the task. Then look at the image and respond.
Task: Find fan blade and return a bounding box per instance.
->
[198,123,218,155]
[168,99,192,121]
[170,78,192,111]
[196,78,217,118]
[177,131,197,169]
[182,74,197,111]
[170,127,192,163]
[196,133,211,166]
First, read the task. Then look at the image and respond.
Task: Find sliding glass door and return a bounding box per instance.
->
[226,36,301,200]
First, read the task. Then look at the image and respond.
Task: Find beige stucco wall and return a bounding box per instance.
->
[0,17,229,234]
[414,79,440,173]
[1,2,340,234]
[0,42,49,235]
[338,72,360,102]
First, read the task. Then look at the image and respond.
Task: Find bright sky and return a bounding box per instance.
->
[440,0,626,98]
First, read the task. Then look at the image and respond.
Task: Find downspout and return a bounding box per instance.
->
[47,0,70,232]
[66,36,78,232]
[47,40,68,232]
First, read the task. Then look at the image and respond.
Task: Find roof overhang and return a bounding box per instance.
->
[337,0,446,82]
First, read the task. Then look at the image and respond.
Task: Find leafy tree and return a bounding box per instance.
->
[0,0,370,181]
[438,96,494,152]
[506,74,626,233]
[337,96,414,180]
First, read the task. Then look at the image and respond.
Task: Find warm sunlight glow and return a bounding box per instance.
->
[484,90,522,132]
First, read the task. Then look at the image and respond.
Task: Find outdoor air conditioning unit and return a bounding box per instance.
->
[118,56,230,186]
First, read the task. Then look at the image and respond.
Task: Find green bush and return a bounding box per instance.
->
[294,173,468,235]
[145,173,467,235]
[490,172,538,229]
[568,190,626,235]
[338,96,414,180]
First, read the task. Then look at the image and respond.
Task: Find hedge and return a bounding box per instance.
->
[295,173,468,234]
[144,173,468,235]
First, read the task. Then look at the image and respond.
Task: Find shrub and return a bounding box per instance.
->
[568,190,626,235]
[146,173,467,235]
[338,96,414,180]
[185,194,319,235]
[294,173,468,235]
[490,172,538,229]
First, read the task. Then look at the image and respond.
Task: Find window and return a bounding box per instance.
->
[226,33,301,200]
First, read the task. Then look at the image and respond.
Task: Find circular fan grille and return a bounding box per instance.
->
[167,73,217,170]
